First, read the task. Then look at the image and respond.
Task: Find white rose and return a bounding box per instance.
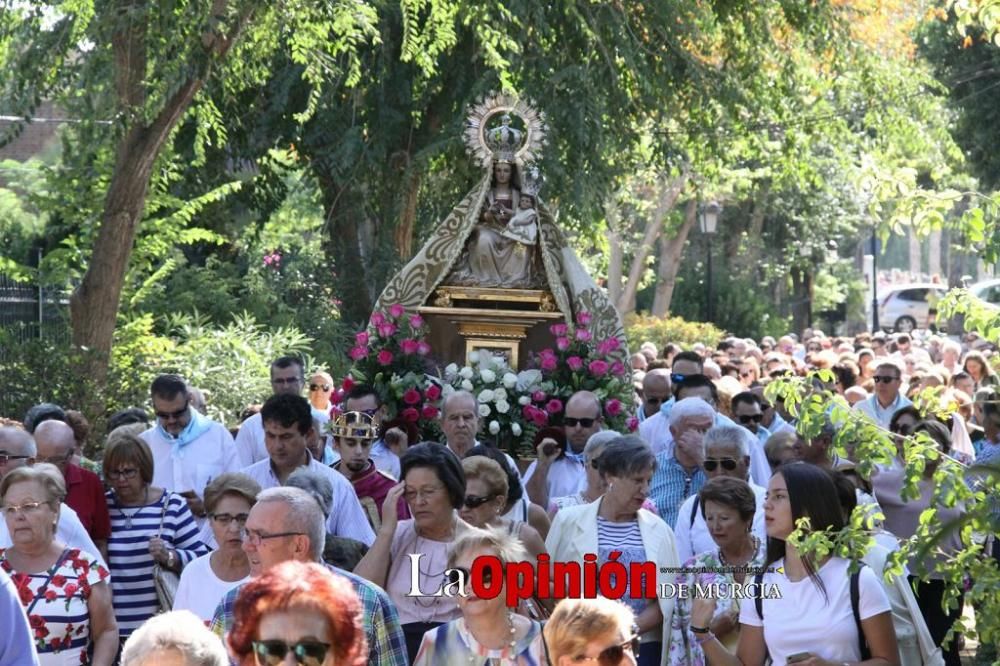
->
[461,379,473,391]
[489,420,501,435]
[511,422,522,437]
[469,351,480,363]
[478,404,492,418]
[459,366,474,380]
[516,369,543,391]
[480,369,496,384]
[518,395,531,406]
[477,389,495,404]
[496,400,510,414]
[445,363,459,377]
[493,388,507,400]
[503,373,518,388]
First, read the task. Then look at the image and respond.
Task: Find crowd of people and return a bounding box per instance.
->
[0,329,997,666]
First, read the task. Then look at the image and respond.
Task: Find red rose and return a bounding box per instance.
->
[401,407,420,423]
[402,388,422,405]
[341,375,356,392]
[421,405,440,420]
[43,589,57,601]
[51,574,67,588]
[63,583,79,597]
[377,350,394,366]
[425,384,442,401]
[17,583,32,606]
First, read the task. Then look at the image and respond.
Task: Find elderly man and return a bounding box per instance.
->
[241,394,375,546]
[0,427,106,568]
[439,390,520,471]
[210,486,407,666]
[648,397,712,526]
[853,359,912,429]
[235,356,332,467]
[638,369,671,423]
[524,391,604,508]
[140,374,240,519]
[672,425,767,561]
[638,351,705,448]
[33,420,111,555]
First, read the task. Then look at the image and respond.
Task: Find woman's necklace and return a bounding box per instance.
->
[115,486,149,529]
[719,535,760,567]
[467,611,518,664]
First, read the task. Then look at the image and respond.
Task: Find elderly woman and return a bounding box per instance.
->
[172,473,260,621]
[121,609,227,665]
[458,457,546,558]
[286,467,368,571]
[547,436,677,666]
[228,560,367,666]
[103,433,208,641]
[414,526,545,664]
[354,442,471,662]
[0,464,118,665]
[667,477,764,665]
[544,597,640,666]
[465,444,551,539]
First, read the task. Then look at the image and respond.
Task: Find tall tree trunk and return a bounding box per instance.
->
[908,228,922,276]
[317,172,374,326]
[790,267,813,334]
[394,170,422,262]
[651,198,697,317]
[605,197,624,307]
[69,0,252,386]
[928,228,942,278]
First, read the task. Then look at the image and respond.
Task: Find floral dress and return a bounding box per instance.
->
[0,547,110,665]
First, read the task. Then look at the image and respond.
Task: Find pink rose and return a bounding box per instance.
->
[377,350,394,366]
[576,311,592,326]
[400,338,419,355]
[626,416,639,432]
[532,391,547,403]
[370,311,386,326]
[575,329,592,342]
[550,323,568,337]
[421,405,440,419]
[540,356,558,371]
[605,336,621,351]
[545,398,564,415]
[389,304,405,318]
[401,407,420,422]
[588,359,609,376]
[355,331,369,346]
[403,388,422,405]
[349,346,368,361]
[526,406,548,427]
[610,361,626,376]
[606,399,623,416]
[409,314,424,329]
[425,384,442,401]
[556,337,571,351]
[566,356,584,371]
[376,322,397,338]
[417,341,431,356]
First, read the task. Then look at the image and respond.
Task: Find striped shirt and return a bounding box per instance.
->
[649,453,706,528]
[105,489,209,638]
[596,517,652,628]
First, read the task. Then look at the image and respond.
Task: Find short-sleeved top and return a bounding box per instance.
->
[387,519,460,626]
[0,547,109,665]
[172,552,249,623]
[738,557,892,664]
[414,617,545,665]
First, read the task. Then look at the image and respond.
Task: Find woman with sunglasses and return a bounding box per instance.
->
[172,473,260,622]
[228,559,366,666]
[413,526,545,665]
[547,436,678,666]
[544,597,640,666]
[459,457,546,559]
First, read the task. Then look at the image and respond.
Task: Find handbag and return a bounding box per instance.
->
[151,495,181,612]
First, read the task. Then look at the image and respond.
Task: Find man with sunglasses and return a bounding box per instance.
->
[673,425,766,561]
[853,360,912,429]
[731,391,770,446]
[235,357,333,467]
[638,351,704,451]
[140,374,241,521]
[210,486,408,666]
[637,369,671,423]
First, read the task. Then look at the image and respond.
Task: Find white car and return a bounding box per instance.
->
[969,278,1000,310]
[877,283,949,332]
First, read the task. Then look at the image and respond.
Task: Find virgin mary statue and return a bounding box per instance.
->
[374,94,627,354]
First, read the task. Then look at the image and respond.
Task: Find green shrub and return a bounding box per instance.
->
[625,313,726,352]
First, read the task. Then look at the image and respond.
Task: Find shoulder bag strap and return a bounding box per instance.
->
[851,563,872,660]
[25,547,72,616]
[157,491,169,538]
[690,496,700,528]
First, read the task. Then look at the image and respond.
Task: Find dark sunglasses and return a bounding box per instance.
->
[737,413,763,424]
[873,375,899,384]
[154,405,188,420]
[564,417,597,428]
[446,565,495,587]
[0,453,32,466]
[645,396,666,405]
[703,458,738,472]
[670,373,687,384]
[463,494,496,509]
[252,639,330,666]
[572,635,641,665]
[309,383,331,391]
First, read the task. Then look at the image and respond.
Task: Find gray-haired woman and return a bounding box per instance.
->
[121,609,227,665]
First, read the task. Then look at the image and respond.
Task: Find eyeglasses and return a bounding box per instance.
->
[670,373,687,384]
[463,494,497,509]
[873,375,899,384]
[564,417,598,428]
[737,413,763,424]
[0,454,32,466]
[572,635,641,665]
[154,405,188,420]
[703,458,738,472]
[107,468,139,480]
[252,640,330,666]
[309,383,332,391]
[446,565,496,587]
[210,512,249,526]
[1,501,48,517]
[403,486,444,503]
[242,529,305,546]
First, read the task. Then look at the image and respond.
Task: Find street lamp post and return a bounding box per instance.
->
[699,201,721,323]
[870,230,880,332]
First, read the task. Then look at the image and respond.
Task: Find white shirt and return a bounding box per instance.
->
[369,439,401,479]
[673,482,766,562]
[241,455,375,546]
[141,422,241,498]
[234,409,332,468]
[172,552,249,622]
[0,502,108,572]
[853,393,913,430]
[523,456,586,503]
[739,557,891,663]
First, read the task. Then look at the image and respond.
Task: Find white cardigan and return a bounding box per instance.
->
[545,498,679,666]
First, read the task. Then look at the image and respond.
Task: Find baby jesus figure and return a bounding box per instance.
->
[500,193,538,245]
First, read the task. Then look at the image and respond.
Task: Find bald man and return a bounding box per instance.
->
[639,369,671,422]
[34,420,111,552]
[524,391,603,507]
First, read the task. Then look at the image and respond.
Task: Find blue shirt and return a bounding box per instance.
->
[649,453,707,528]
[853,393,912,430]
